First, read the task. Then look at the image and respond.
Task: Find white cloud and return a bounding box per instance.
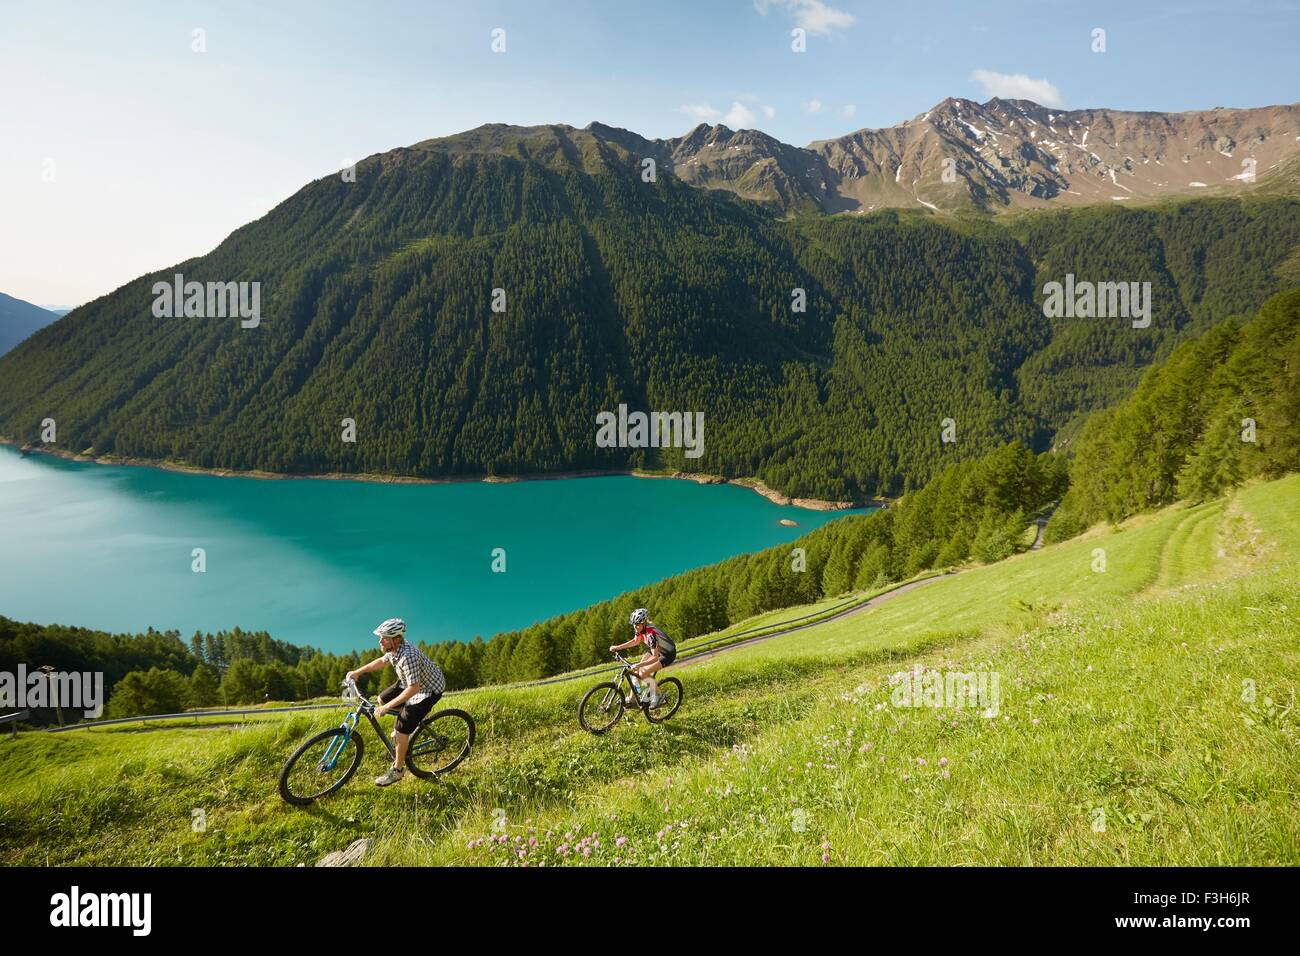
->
[803,99,824,114]
[680,104,722,122]
[723,101,758,127]
[969,69,1065,108]
[842,104,857,118]
[754,0,856,37]
[739,93,778,119]
[680,100,772,128]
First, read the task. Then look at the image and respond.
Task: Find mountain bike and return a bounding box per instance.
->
[578,652,683,734]
[278,678,475,805]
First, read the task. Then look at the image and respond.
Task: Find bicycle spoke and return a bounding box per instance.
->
[281,730,360,803]
[408,712,473,775]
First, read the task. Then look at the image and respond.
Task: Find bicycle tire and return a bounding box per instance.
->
[578,681,626,735]
[406,709,476,779]
[278,727,364,805]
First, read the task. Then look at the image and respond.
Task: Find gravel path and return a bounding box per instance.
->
[673,573,956,671]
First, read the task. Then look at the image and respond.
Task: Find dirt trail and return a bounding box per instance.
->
[673,573,956,671]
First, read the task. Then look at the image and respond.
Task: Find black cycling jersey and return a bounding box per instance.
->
[643,625,675,654]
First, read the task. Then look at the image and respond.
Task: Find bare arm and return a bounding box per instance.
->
[345,656,388,682]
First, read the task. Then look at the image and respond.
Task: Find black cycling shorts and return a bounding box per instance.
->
[656,646,676,667]
[379,682,439,734]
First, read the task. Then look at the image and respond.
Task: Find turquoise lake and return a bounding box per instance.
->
[0,445,869,654]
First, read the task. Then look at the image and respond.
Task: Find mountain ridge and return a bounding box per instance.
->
[0,293,59,357]
[388,96,1300,215]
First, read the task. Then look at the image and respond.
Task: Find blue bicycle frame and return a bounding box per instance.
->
[320,678,442,771]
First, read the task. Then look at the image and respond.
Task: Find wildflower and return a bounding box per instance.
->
[616,836,628,848]
[938,757,948,767]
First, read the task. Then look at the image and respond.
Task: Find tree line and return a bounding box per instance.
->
[1047,286,1300,538]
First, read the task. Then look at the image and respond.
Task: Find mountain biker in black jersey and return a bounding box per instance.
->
[609,607,676,708]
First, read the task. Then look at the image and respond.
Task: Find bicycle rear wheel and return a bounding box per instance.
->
[406,709,475,778]
[578,682,625,735]
[279,728,364,805]
[643,677,683,723]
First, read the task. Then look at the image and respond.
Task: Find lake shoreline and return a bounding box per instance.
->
[1,440,887,512]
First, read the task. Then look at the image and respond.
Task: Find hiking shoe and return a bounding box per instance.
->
[375,766,405,787]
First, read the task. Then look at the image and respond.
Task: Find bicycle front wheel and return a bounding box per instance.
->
[279,728,364,805]
[407,709,476,778]
[578,682,625,735]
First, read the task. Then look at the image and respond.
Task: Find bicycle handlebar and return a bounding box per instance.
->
[342,677,374,708]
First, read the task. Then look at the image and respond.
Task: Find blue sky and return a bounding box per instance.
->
[2,0,1297,305]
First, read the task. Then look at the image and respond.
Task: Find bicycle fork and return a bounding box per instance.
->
[319,712,359,772]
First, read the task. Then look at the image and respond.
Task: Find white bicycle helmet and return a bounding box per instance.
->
[629,608,649,627]
[374,617,406,639]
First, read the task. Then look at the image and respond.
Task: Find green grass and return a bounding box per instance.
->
[431,565,1299,866]
[2,475,1296,866]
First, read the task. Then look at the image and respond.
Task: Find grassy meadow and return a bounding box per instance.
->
[1,476,1296,866]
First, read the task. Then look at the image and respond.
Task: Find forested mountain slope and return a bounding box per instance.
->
[1,122,1298,499]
